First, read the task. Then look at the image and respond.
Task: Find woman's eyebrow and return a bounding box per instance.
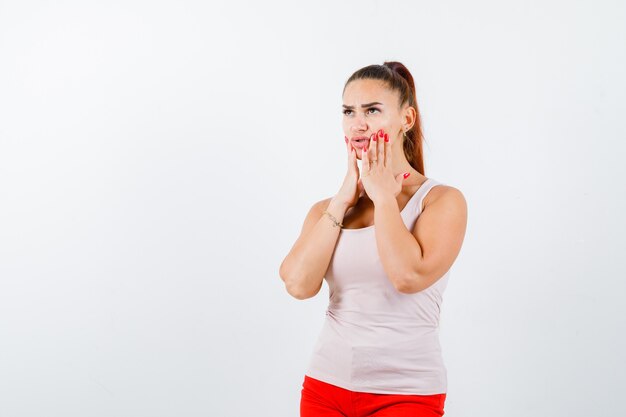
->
[342,102,383,110]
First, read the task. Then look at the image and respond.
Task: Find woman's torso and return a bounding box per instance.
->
[305,176,451,395]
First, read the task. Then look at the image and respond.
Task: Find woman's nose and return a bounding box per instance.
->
[352,117,368,132]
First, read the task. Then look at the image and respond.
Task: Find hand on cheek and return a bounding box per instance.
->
[359,128,408,204]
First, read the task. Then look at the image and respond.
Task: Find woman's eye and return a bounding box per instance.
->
[343,108,380,116]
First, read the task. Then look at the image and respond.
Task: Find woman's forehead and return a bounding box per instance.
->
[343,79,395,104]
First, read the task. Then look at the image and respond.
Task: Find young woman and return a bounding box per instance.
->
[279,62,468,417]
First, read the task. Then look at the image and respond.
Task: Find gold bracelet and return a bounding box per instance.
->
[322,210,343,228]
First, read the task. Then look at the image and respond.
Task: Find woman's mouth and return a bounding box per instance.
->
[351,137,370,149]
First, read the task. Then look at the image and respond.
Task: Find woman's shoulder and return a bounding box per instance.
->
[423,181,466,213]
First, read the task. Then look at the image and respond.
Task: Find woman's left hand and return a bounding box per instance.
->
[361,129,409,205]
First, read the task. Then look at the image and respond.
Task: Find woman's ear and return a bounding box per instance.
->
[402,104,417,131]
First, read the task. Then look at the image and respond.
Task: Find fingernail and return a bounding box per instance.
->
[403,172,410,179]
[364,146,368,152]
[378,129,384,138]
[384,133,389,142]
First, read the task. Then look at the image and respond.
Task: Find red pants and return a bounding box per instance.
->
[300,375,446,417]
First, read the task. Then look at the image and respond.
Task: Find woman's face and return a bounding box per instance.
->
[342,79,404,158]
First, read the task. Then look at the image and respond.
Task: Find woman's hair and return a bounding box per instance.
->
[343,62,426,175]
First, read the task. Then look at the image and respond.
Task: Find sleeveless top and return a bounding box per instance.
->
[305,177,450,395]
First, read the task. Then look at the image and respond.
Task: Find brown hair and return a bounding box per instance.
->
[342,61,426,175]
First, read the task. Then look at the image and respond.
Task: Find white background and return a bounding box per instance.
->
[1,1,624,416]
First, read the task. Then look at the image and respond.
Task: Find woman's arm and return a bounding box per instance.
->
[374,186,468,293]
[279,197,348,300]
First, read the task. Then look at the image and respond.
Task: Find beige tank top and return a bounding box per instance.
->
[305,177,450,395]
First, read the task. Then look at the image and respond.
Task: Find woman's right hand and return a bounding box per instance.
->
[334,136,365,210]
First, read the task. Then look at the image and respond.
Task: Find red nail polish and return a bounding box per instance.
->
[373,134,377,141]
[378,129,383,137]
[403,172,410,179]
[384,133,389,142]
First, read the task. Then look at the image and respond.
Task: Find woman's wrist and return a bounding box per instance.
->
[326,197,348,220]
